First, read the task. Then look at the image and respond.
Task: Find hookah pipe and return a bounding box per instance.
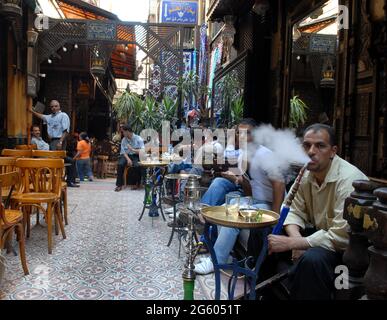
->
[182,176,203,300]
[246,163,309,280]
[183,207,203,300]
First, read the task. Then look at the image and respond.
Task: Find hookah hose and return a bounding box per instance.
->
[253,164,308,274]
[272,163,307,235]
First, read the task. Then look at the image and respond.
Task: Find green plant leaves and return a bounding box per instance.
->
[289,95,309,129]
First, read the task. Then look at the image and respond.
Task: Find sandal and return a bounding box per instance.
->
[114,186,122,192]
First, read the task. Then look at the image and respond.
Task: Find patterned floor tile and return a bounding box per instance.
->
[0,178,212,300]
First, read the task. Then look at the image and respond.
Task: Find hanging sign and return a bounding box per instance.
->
[161,1,198,24]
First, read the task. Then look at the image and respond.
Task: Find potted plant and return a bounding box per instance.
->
[289,94,308,129]
[230,96,244,127]
[112,84,144,133]
[160,95,178,126]
[217,71,243,127]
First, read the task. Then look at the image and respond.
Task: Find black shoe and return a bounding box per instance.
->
[67,182,80,188]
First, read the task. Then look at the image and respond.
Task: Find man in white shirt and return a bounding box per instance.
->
[29,100,70,150]
[194,118,285,274]
[30,125,49,150]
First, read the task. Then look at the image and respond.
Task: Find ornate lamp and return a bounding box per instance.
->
[27,29,39,47]
[90,55,106,76]
[252,0,270,16]
[221,15,236,65]
[320,57,336,88]
[0,0,22,18]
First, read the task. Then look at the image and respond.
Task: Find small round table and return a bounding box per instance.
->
[201,206,279,300]
[138,160,169,224]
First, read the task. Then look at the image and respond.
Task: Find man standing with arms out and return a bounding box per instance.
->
[30,125,49,150]
[29,100,70,151]
[29,100,79,187]
[115,125,144,192]
[262,124,368,299]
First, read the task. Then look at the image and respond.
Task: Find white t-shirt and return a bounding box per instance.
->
[249,145,274,203]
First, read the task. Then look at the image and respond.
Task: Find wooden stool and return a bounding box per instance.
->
[123,165,132,187]
[96,155,108,179]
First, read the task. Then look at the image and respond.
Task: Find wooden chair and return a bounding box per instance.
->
[1,149,32,158]
[0,157,19,201]
[32,149,68,225]
[0,171,29,275]
[0,157,16,174]
[32,150,66,158]
[15,145,37,150]
[12,158,66,254]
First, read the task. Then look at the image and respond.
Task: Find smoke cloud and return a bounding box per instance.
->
[250,125,310,181]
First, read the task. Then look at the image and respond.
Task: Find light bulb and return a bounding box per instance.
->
[62,46,67,52]
[74,44,78,49]
[48,58,52,64]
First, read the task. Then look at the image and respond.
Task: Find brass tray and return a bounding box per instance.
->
[165,173,201,180]
[201,206,279,229]
[139,161,170,167]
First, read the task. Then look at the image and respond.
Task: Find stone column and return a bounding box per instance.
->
[341,180,381,299]
[363,187,387,300]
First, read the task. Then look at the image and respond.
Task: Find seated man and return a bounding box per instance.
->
[115,125,144,192]
[194,118,285,274]
[30,125,49,150]
[248,123,368,300]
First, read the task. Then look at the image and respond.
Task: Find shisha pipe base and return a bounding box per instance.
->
[183,279,195,300]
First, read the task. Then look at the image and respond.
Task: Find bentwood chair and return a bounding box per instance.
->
[32,150,66,158]
[12,158,66,254]
[32,150,68,225]
[0,171,29,275]
[15,145,37,150]
[1,149,32,158]
[0,157,20,201]
[0,157,16,174]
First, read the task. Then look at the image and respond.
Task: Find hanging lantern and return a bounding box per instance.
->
[77,81,90,97]
[251,0,270,17]
[90,56,105,76]
[320,57,335,88]
[0,0,22,18]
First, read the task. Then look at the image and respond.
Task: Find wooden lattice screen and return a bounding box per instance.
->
[37,19,195,90]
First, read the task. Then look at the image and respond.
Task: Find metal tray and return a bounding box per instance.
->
[139,161,170,167]
[165,173,201,180]
[201,206,279,229]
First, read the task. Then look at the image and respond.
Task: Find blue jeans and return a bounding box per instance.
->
[201,177,242,206]
[168,161,193,174]
[213,201,271,265]
[76,158,93,181]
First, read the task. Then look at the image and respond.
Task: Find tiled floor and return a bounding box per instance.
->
[0,178,212,300]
